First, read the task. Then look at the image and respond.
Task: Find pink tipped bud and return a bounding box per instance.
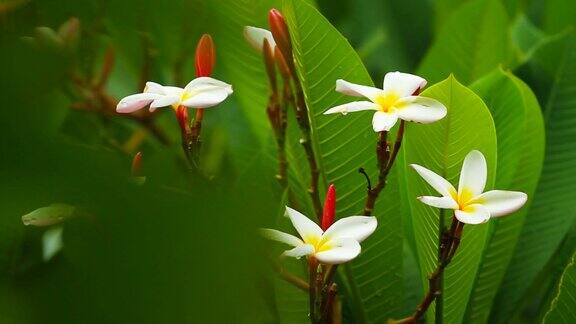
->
[322,184,336,230]
[195,34,215,77]
[131,152,143,177]
[269,9,292,66]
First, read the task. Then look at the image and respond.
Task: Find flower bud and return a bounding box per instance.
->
[58,17,80,49]
[263,39,277,92]
[195,34,215,77]
[269,9,292,68]
[274,47,291,80]
[131,151,143,177]
[321,184,336,230]
[176,105,190,133]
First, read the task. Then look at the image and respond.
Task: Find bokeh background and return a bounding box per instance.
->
[0,0,575,323]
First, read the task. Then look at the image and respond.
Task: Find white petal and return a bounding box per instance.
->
[314,238,361,264]
[476,190,528,217]
[163,86,185,97]
[285,207,323,240]
[182,88,232,108]
[417,196,459,209]
[394,96,447,123]
[322,216,377,243]
[144,81,166,94]
[116,93,162,113]
[410,164,456,198]
[260,229,304,247]
[454,204,490,225]
[372,111,398,132]
[184,77,233,94]
[323,101,379,115]
[336,79,383,101]
[458,150,487,197]
[243,26,276,52]
[383,71,427,97]
[282,244,315,259]
[150,95,179,109]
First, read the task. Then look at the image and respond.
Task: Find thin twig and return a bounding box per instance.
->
[363,121,405,216]
[392,217,464,323]
[275,264,310,292]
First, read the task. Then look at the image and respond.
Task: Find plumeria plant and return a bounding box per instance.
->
[15,0,573,323]
[262,184,378,323]
[117,34,233,168]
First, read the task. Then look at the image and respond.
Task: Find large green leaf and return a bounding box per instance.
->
[542,0,576,34]
[204,0,282,146]
[464,69,545,323]
[400,76,497,323]
[283,0,403,321]
[543,251,576,323]
[417,0,512,84]
[491,33,576,323]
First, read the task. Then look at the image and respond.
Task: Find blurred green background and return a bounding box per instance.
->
[1,0,575,323]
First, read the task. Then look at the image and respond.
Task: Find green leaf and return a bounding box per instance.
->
[542,0,576,34]
[543,251,576,323]
[464,69,545,323]
[21,203,76,226]
[283,0,403,321]
[206,0,281,142]
[418,0,512,84]
[491,33,576,323]
[400,75,497,323]
[511,15,547,66]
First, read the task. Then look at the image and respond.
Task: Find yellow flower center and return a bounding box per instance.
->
[450,187,479,212]
[303,235,332,253]
[374,91,400,113]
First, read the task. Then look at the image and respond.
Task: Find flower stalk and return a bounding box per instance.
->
[392,150,527,322]
[392,216,464,324]
[269,9,323,218]
[189,34,216,167]
[262,185,375,324]
[363,121,405,215]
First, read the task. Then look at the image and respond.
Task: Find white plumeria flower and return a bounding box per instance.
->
[261,207,377,264]
[411,150,528,225]
[243,26,276,52]
[116,77,233,113]
[324,72,447,132]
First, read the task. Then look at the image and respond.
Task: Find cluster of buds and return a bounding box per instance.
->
[244,10,298,185]
[244,10,293,134]
[23,17,80,54]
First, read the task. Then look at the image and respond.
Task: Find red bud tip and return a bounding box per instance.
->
[195,34,215,77]
[268,9,292,66]
[131,152,143,177]
[321,184,336,230]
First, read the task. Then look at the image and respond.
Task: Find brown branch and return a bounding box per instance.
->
[391,217,464,323]
[363,121,405,216]
[291,82,322,219]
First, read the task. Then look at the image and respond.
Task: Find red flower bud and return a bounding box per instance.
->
[131,152,143,177]
[269,9,292,68]
[322,184,336,230]
[176,105,190,133]
[274,47,291,80]
[263,39,277,93]
[195,34,215,77]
